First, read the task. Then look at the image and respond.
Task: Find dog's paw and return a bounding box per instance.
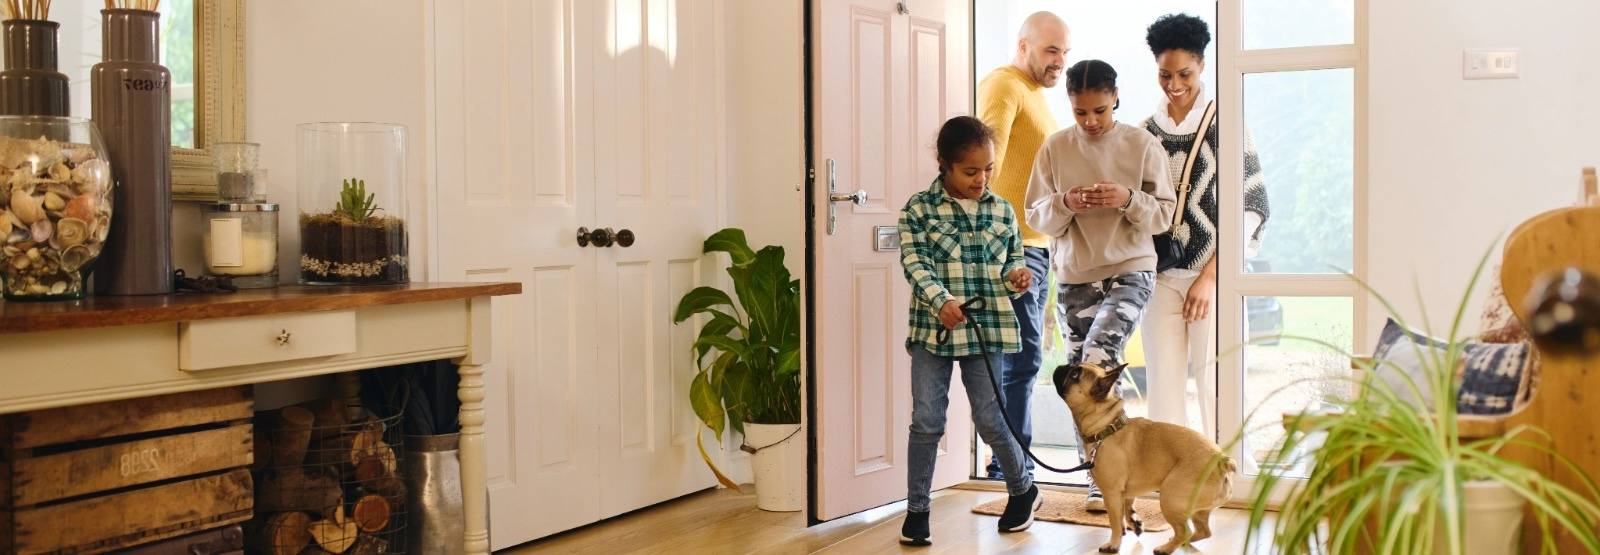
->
[1153,550,1171,555]
[1131,518,1143,536]
[1097,543,1120,553]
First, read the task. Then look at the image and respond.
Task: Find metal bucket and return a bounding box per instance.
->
[403,433,464,554]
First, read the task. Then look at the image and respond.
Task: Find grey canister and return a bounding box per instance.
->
[405,433,465,554]
[91,9,172,295]
[0,19,69,116]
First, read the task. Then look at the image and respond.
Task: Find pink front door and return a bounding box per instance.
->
[811,0,974,521]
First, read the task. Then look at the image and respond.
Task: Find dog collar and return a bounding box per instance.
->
[1082,413,1129,445]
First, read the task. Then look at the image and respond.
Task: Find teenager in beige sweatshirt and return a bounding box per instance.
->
[1023,59,1175,511]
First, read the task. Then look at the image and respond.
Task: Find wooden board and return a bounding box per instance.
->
[0,387,252,450]
[7,423,252,507]
[0,283,521,335]
[1498,204,1600,554]
[4,468,253,554]
[116,524,243,555]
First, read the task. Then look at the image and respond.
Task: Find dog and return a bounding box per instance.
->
[1053,362,1237,554]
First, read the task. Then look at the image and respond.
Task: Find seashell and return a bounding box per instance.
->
[27,283,46,295]
[10,254,28,270]
[58,245,90,272]
[0,210,10,236]
[1,246,14,257]
[51,217,87,248]
[71,159,109,195]
[9,190,43,224]
[43,192,65,211]
[8,167,30,189]
[65,148,94,165]
[46,163,69,182]
[49,281,65,295]
[63,195,95,221]
[26,247,39,261]
[29,218,50,243]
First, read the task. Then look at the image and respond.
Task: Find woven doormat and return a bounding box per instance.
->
[970,490,1171,532]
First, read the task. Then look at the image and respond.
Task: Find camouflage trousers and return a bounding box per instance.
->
[1058,272,1155,367]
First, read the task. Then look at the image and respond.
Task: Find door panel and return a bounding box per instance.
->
[433,0,600,548]
[813,0,971,522]
[592,0,721,519]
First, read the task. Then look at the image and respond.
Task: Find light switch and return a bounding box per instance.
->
[1464,49,1519,80]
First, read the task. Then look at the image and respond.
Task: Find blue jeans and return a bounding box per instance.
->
[907,346,1032,513]
[987,247,1050,478]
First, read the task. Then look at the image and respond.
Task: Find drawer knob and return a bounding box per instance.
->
[276,329,292,346]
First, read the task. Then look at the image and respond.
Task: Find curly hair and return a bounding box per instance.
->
[935,116,994,171]
[1065,59,1118,97]
[1146,13,1211,60]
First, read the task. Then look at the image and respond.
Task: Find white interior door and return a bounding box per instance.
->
[434,0,720,548]
[812,0,973,521]
[433,0,601,547]
[587,0,721,518]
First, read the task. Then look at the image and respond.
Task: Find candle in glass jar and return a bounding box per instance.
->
[202,202,279,289]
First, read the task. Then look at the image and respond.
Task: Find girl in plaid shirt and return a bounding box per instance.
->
[896,116,1042,546]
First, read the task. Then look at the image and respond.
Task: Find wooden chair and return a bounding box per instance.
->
[1277,176,1600,553]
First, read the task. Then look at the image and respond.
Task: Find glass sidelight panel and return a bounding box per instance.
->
[1242,68,1354,275]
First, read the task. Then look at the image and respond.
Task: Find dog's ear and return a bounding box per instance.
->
[1052,364,1074,398]
[1089,363,1126,400]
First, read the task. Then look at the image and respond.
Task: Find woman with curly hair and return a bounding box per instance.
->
[1140,13,1271,440]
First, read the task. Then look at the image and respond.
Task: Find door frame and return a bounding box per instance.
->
[802,0,821,526]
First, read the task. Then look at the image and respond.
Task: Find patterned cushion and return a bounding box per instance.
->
[1371,319,1533,415]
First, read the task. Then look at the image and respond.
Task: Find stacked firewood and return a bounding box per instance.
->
[249,398,406,555]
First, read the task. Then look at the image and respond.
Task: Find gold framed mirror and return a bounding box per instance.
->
[173,0,246,201]
[1,0,243,200]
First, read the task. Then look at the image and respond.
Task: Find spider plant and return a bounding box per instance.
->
[1236,244,1600,554]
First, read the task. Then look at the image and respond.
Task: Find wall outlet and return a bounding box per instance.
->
[1464,49,1519,80]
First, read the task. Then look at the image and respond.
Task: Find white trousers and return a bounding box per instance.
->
[1141,272,1217,440]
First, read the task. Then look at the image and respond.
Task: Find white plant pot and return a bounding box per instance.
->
[1433,480,1525,554]
[745,422,803,512]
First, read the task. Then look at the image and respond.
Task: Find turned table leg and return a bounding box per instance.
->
[457,295,494,554]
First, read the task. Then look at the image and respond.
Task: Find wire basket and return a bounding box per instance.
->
[249,397,409,554]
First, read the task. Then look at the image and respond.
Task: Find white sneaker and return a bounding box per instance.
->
[1084,484,1106,513]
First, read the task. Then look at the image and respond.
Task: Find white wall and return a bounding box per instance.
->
[173,0,431,283]
[723,0,805,274]
[1365,0,1600,341]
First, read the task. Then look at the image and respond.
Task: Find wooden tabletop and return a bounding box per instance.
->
[0,282,522,335]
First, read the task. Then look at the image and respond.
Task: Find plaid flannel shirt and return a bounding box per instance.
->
[899,177,1026,357]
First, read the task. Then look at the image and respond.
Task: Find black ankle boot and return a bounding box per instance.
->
[998,485,1042,532]
[899,510,931,546]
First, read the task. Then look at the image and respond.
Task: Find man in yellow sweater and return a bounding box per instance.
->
[976,11,1069,483]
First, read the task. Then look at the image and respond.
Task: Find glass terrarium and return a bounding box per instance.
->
[0,116,113,301]
[297,122,408,285]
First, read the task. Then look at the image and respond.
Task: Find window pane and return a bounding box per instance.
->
[1243,69,1353,275]
[1243,0,1354,50]
[1241,296,1353,477]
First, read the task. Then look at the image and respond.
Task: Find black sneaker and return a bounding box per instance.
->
[998,485,1043,533]
[899,510,932,546]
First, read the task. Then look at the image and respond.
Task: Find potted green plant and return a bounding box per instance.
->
[299,178,408,285]
[1240,248,1600,554]
[673,228,801,512]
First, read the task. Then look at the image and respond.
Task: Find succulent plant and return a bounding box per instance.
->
[334,178,379,221]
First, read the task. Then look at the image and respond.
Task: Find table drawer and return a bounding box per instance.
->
[180,311,357,371]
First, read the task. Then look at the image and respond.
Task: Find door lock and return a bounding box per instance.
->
[826,159,868,235]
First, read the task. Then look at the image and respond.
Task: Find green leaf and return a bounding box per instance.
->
[775,346,801,378]
[703,228,756,266]
[743,246,790,339]
[694,315,741,361]
[690,371,725,441]
[674,287,736,323]
[694,334,749,360]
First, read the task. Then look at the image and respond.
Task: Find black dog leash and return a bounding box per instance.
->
[938,296,1094,474]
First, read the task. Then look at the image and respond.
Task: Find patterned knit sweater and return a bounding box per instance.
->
[1141,113,1271,272]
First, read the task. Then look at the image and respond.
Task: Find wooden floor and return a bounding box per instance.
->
[504,485,1269,554]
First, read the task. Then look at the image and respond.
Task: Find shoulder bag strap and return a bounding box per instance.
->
[1171,100,1218,229]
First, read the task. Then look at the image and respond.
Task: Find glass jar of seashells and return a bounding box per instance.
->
[0,116,113,301]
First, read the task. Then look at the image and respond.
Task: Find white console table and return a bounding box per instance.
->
[0,282,521,554]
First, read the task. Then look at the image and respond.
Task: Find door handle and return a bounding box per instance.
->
[826,159,869,235]
[578,227,633,248]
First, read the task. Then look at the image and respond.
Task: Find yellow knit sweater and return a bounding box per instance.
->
[977,65,1058,248]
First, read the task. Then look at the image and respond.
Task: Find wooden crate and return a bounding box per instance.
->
[0,387,256,554]
[117,525,244,555]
